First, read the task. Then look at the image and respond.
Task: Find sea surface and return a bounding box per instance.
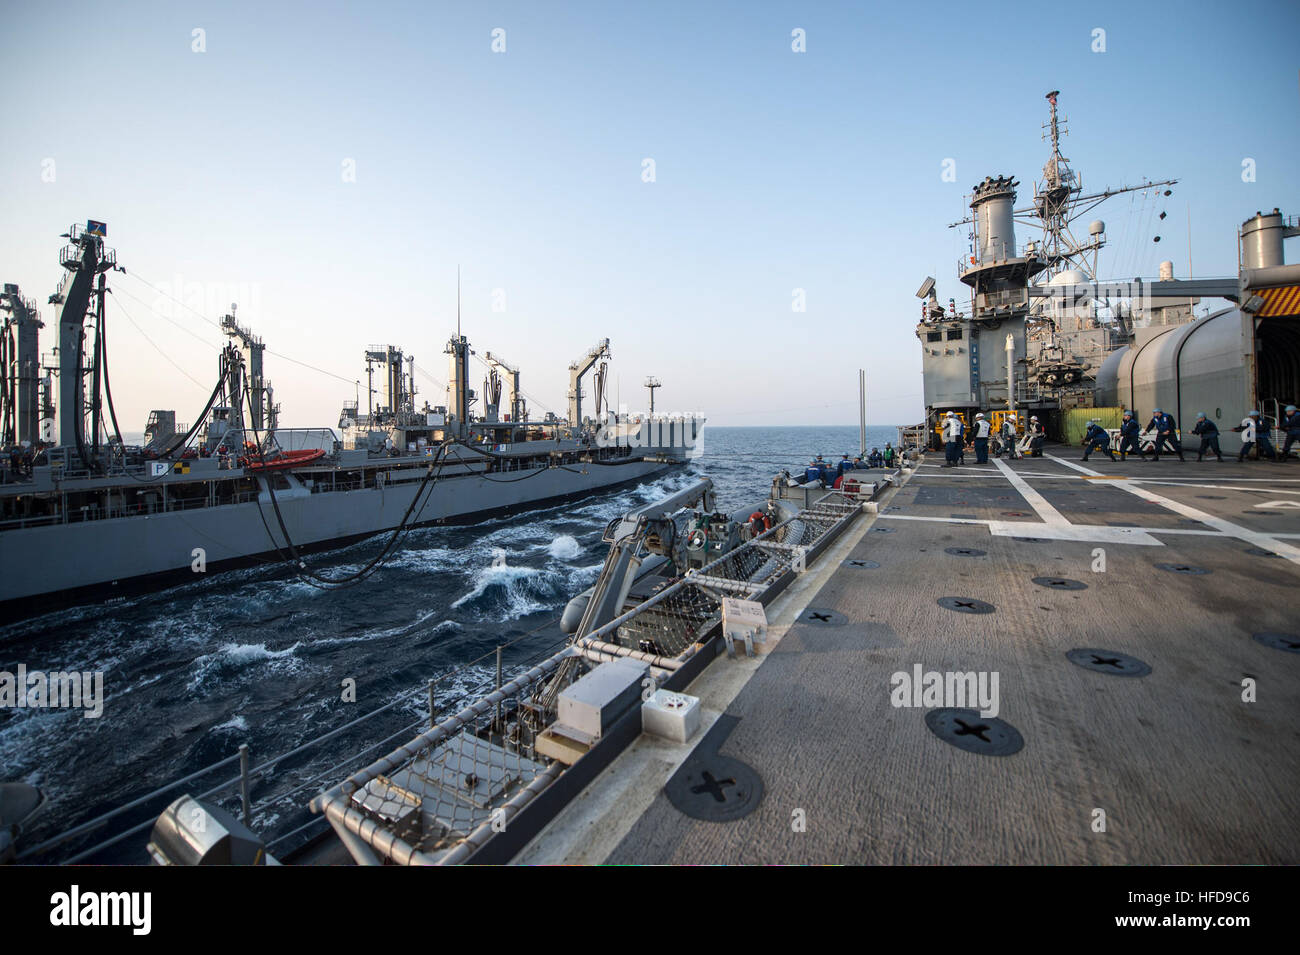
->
[0,424,898,862]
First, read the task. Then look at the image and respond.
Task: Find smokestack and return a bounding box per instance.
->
[971,176,1019,264]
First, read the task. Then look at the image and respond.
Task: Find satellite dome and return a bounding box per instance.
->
[1088,220,1105,236]
[1048,269,1087,286]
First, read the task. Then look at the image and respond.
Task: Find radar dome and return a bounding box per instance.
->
[1088,220,1105,236]
[1048,269,1087,286]
[1047,269,1089,309]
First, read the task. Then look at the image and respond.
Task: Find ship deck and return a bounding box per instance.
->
[515,451,1300,865]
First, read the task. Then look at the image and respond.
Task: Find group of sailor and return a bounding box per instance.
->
[940,411,1044,468]
[937,405,1300,467]
[1088,405,1300,463]
[803,446,897,486]
[1,440,45,482]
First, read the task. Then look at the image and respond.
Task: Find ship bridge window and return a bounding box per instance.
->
[926,331,942,342]
[946,329,963,340]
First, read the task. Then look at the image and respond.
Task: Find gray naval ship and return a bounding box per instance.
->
[5,90,1297,867]
[0,225,701,620]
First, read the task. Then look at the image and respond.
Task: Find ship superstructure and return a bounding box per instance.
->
[918,91,1300,449]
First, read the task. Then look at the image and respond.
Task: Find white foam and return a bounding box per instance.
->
[187,641,304,692]
[546,535,583,560]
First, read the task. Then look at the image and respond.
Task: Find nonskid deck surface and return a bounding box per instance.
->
[554,453,1300,864]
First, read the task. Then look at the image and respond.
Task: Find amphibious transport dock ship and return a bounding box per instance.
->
[5,91,1297,867]
[0,225,700,619]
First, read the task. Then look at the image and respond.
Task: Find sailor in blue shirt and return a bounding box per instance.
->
[1236,410,1278,462]
[1191,412,1223,462]
[1145,408,1185,461]
[1282,404,1300,460]
[1117,411,1145,461]
[805,460,823,484]
[1081,420,1116,461]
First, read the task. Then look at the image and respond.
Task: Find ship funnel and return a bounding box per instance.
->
[1241,209,1288,269]
[971,176,1018,264]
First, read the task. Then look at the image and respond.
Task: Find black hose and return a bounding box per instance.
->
[161,360,227,458]
[98,292,124,446]
[242,368,452,590]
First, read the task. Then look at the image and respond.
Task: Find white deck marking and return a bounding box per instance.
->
[991,456,1069,524]
[912,471,1071,479]
[1046,455,1300,565]
[876,513,1165,544]
[1137,482,1300,495]
[877,513,1300,541]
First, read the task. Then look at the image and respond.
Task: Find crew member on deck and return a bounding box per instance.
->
[1027,416,1045,457]
[1282,404,1300,460]
[1191,412,1223,462]
[1081,419,1117,462]
[972,412,992,464]
[1146,408,1185,461]
[941,413,961,467]
[1236,410,1277,462]
[883,443,895,467]
[1117,411,1145,461]
[1001,414,1019,459]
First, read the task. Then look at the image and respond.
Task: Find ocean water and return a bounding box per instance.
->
[0,424,898,861]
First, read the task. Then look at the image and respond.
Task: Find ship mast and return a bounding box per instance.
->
[949,91,1177,287]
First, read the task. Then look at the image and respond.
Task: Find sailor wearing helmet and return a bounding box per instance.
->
[1235,410,1277,462]
[1115,411,1143,461]
[972,412,992,464]
[1282,404,1300,460]
[1191,412,1222,462]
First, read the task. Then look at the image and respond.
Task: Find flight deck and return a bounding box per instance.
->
[517,454,1300,865]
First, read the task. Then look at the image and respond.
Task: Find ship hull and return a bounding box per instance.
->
[0,457,684,624]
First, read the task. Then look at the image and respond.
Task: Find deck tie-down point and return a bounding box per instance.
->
[1253,632,1300,654]
[800,606,848,627]
[937,596,994,614]
[1066,648,1152,677]
[925,708,1023,757]
[1032,576,1088,591]
[664,715,763,822]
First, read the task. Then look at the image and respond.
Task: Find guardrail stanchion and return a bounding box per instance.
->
[495,646,503,733]
[238,744,252,825]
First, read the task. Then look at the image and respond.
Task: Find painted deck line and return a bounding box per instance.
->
[1047,455,1300,565]
[992,456,1070,524]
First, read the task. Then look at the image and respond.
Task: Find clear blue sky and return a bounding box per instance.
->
[2,0,1297,429]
